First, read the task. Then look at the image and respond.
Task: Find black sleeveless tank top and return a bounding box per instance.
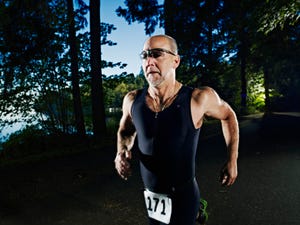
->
[132,86,201,191]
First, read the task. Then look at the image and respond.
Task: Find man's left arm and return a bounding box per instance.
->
[219,101,239,186]
[200,87,239,186]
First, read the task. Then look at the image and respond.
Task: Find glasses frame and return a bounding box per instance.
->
[140,48,177,60]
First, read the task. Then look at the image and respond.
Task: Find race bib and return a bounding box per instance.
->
[143,189,172,224]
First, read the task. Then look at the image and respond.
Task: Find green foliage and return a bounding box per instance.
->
[117,0,300,116]
[0,0,129,136]
[258,0,300,34]
[106,116,121,136]
[34,88,74,133]
[1,125,46,159]
[101,73,147,135]
[247,71,266,113]
[0,125,88,162]
[103,73,147,109]
[116,0,163,35]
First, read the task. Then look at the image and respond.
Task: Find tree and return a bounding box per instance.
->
[258,0,299,35]
[0,0,130,140]
[90,0,107,139]
[247,0,300,112]
[0,0,60,127]
[117,0,300,114]
[116,0,239,94]
[67,0,87,137]
[116,0,163,35]
[222,0,258,113]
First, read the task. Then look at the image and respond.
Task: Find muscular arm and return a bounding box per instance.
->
[115,91,137,180]
[192,87,239,186]
[117,91,137,154]
[217,101,239,186]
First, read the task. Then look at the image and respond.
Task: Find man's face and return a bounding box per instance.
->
[141,37,180,87]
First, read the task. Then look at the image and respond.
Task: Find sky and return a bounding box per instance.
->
[100,1,164,76]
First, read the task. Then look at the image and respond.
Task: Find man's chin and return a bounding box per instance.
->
[148,79,163,87]
[147,72,160,77]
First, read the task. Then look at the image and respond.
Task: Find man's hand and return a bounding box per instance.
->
[219,160,238,186]
[114,150,132,180]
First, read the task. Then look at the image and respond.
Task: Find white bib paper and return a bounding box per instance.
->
[143,189,172,224]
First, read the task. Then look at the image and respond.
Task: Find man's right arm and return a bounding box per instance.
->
[114,91,137,180]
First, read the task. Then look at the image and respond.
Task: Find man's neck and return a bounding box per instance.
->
[148,80,182,102]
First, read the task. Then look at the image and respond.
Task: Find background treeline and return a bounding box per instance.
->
[117,0,299,114]
[0,0,299,160]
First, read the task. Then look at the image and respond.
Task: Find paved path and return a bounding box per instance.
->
[0,113,299,225]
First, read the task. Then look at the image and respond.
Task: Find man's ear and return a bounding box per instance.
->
[173,55,180,68]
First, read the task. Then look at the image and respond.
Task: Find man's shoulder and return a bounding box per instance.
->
[124,88,146,102]
[191,86,215,98]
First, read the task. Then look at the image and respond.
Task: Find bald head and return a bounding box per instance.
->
[144,35,178,55]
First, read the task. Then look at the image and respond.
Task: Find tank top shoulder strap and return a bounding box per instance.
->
[176,85,198,130]
[176,85,194,104]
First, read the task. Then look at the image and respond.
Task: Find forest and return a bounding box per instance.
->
[0,0,299,160]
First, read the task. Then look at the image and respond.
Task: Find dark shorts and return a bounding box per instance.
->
[147,178,200,225]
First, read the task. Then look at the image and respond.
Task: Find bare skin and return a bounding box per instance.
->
[114,35,239,186]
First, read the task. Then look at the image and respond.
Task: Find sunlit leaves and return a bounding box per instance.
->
[258,0,300,34]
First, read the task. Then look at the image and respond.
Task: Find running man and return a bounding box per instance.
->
[114,35,239,225]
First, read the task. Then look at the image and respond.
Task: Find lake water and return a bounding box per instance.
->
[0,122,25,144]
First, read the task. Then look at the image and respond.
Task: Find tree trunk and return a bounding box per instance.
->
[67,0,86,137]
[90,0,106,139]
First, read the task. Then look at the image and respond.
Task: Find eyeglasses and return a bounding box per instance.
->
[140,48,177,60]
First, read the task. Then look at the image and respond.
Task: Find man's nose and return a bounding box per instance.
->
[145,56,155,67]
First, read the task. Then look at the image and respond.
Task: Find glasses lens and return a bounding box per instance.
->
[151,49,163,58]
[140,51,148,59]
[140,49,165,59]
